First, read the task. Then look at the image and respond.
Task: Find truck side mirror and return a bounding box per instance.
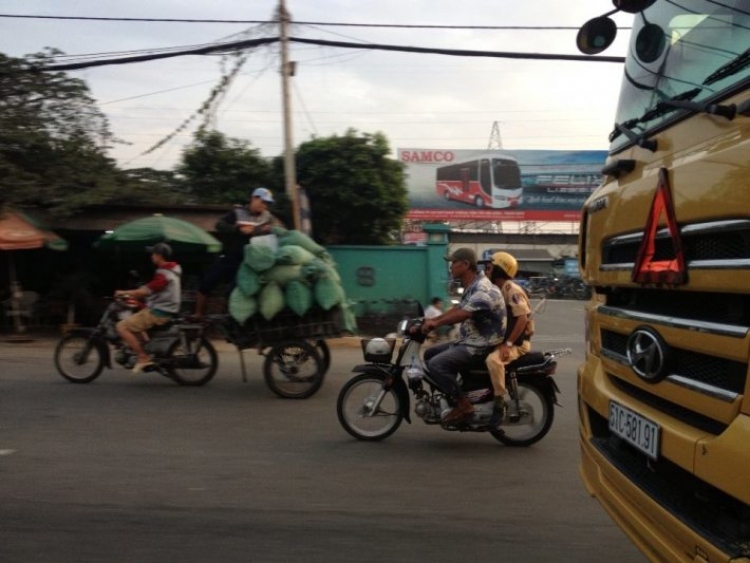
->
[577,16,618,55]
[577,0,657,55]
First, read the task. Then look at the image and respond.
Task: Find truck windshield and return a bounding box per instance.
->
[611,0,750,151]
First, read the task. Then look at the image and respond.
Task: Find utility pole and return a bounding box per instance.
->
[279,0,301,230]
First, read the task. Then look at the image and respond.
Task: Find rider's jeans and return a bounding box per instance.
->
[424,341,477,400]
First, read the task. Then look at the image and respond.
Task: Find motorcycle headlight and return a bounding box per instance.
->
[397,319,409,336]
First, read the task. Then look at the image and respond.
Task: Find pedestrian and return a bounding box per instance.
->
[424,297,443,319]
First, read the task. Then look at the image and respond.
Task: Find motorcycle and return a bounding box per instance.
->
[337,317,571,445]
[53,296,218,386]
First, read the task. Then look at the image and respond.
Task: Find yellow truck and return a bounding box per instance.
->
[576,1,750,561]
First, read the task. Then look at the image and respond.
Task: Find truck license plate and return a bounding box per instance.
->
[608,401,660,460]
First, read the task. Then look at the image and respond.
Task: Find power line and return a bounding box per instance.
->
[0,13,631,30]
[29,36,624,73]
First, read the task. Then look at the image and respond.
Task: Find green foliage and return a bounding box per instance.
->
[294,130,408,245]
[0,51,188,215]
[177,129,273,204]
[0,50,123,215]
[117,168,187,204]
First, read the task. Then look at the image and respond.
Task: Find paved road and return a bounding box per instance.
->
[0,300,644,562]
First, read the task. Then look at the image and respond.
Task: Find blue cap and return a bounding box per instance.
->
[252,187,274,204]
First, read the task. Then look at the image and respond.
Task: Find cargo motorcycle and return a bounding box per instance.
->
[337,317,570,445]
[54,296,218,386]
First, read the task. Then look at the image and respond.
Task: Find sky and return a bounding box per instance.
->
[0,1,634,171]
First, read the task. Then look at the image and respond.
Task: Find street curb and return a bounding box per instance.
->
[0,335,369,351]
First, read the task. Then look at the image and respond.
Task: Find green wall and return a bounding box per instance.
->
[326,224,451,314]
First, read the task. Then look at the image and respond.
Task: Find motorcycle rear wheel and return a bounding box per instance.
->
[54,334,105,383]
[263,340,324,399]
[490,380,554,447]
[166,336,218,386]
[337,373,403,441]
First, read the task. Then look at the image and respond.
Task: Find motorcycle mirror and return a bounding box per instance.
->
[416,301,425,317]
[576,16,618,55]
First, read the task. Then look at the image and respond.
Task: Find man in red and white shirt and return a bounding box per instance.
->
[114,242,182,373]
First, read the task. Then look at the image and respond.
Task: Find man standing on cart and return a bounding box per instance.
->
[194,187,284,318]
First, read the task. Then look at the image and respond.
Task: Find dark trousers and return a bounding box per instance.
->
[424,341,476,400]
[199,256,241,296]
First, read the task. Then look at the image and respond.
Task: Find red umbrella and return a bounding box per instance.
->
[0,210,68,337]
[0,211,67,251]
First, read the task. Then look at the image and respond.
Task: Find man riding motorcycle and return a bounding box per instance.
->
[113,242,182,373]
[420,247,506,424]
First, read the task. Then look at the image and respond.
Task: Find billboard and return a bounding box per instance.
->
[398,148,608,222]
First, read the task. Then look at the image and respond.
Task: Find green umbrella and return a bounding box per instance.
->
[96,214,222,254]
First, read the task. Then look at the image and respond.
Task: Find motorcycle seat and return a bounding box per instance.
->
[149,321,178,335]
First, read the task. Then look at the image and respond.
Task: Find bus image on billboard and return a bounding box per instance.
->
[435,153,522,209]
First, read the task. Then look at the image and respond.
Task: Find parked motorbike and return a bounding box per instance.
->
[337,317,570,445]
[53,296,218,386]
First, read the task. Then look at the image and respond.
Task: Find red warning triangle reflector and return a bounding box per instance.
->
[631,168,687,285]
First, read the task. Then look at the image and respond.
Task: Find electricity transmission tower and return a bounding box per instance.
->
[487,120,503,150]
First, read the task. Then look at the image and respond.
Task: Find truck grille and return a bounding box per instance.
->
[601,219,750,269]
[600,329,747,396]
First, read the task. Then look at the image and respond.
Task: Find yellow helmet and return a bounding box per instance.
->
[490,251,518,278]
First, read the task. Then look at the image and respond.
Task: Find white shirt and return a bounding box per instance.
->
[424,305,442,319]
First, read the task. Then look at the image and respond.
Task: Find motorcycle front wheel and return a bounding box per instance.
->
[54,334,105,383]
[166,336,218,386]
[490,379,554,447]
[263,340,324,399]
[337,373,403,441]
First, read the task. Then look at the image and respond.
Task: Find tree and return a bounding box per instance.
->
[0,50,122,215]
[117,168,187,205]
[177,130,272,204]
[294,130,408,245]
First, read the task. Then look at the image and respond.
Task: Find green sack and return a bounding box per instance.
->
[228,288,257,324]
[278,230,326,256]
[315,252,342,282]
[260,264,304,287]
[236,263,260,296]
[259,281,285,320]
[314,277,345,311]
[285,280,313,317]
[321,262,341,283]
[271,225,289,237]
[244,243,276,272]
[275,244,317,265]
[301,258,327,281]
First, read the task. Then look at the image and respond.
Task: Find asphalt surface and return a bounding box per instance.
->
[0,300,644,563]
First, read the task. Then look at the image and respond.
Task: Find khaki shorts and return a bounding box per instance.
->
[116,308,170,333]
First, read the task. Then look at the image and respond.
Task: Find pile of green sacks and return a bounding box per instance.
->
[228,227,357,334]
